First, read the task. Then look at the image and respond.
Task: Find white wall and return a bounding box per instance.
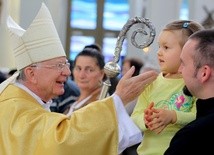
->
[19,0,68,48]
[0,0,19,72]
[189,0,214,23]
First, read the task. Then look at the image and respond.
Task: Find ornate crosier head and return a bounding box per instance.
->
[99,17,156,99]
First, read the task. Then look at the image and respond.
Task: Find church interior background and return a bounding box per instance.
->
[0,0,214,74]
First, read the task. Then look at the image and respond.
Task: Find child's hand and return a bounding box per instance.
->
[144,102,154,128]
[146,109,177,134]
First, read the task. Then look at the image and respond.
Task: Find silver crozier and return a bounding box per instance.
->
[99,17,156,99]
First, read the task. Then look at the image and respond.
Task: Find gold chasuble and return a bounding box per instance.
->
[0,85,118,155]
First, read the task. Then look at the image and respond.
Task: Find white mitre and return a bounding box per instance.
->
[0,3,66,94]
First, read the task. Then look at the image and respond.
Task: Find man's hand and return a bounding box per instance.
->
[115,66,158,105]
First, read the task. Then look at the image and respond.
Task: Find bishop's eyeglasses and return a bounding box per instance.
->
[31,60,70,72]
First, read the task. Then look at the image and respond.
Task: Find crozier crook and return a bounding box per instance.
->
[99,17,156,99]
